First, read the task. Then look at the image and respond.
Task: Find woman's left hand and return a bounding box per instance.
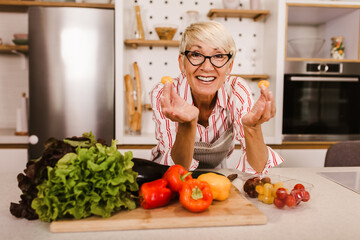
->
[241,85,276,128]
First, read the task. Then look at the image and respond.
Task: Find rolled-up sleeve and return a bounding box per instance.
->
[235,146,284,175]
[230,76,284,174]
[150,81,199,170]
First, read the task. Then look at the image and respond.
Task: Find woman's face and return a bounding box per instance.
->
[178,41,233,102]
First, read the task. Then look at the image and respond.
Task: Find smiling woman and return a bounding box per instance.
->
[150,21,283,174]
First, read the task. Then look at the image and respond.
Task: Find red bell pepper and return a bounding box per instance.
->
[139,179,172,209]
[179,179,213,213]
[162,164,193,192]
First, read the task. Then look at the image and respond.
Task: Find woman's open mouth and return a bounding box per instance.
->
[196,76,216,82]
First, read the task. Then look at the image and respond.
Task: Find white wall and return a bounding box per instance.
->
[0,12,28,129]
[117,0,281,144]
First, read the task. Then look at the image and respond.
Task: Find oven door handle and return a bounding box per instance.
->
[290,76,359,82]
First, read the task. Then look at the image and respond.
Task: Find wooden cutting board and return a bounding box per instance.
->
[50,186,266,233]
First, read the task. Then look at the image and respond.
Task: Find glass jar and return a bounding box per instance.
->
[186,10,199,27]
[222,0,240,9]
[126,90,142,135]
[250,0,261,10]
[330,36,345,59]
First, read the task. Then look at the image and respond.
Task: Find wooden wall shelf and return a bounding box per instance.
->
[0,1,114,12]
[231,74,269,80]
[207,9,270,21]
[124,39,180,49]
[0,45,28,53]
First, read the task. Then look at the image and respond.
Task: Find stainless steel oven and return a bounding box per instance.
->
[283,61,360,141]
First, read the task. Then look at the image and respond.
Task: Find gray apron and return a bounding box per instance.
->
[194,127,234,169]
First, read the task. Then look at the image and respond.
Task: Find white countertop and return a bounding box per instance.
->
[1,167,360,240]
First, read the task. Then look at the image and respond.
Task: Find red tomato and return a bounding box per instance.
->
[301,190,310,202]
[276,188,288,200]
[293,183,305,190]
[291,189,303,205]
[274,197,285,208]
[285,194,296,207]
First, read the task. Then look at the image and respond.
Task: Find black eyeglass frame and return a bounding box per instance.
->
[182,50,233,68]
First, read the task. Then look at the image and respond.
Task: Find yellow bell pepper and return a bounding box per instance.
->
[197,173,231,201]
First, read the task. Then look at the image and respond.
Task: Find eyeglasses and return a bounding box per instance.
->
[182,50,232,68]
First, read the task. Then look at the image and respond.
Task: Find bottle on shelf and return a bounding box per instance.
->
[330,36,345,60]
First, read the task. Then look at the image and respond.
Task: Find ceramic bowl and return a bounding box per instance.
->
[154,24,178,40]
[222,0,240,9]
[13,33,28,40]
[12,39,28,45]
[287,38,325,58]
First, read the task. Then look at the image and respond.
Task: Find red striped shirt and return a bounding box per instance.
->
[150,74,283,174]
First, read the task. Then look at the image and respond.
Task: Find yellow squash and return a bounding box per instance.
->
[197,173,231,201]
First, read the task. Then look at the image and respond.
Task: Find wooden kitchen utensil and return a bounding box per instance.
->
[134,5,145,40]
[124,74,135,131]
[133,62,142,131]
[124,62,142,133]
[50,185,267,232]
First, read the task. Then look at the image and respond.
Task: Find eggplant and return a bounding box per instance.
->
[132,158,170,187]
[132,158,224,187]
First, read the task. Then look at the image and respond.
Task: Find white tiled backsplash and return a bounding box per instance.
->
[0,12,28,129]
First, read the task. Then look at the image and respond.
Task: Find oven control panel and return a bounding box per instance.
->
[285,61,360,75]
[306,63,341,73]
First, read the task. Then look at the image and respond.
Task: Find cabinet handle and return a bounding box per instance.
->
[290,76,358,82]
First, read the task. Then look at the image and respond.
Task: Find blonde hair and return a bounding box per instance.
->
[179,21,236,61]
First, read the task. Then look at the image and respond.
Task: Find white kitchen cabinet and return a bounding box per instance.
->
[117,148,153,160]
[116,148,327,168]
[221,148,326,168]
[285,1,360,61]
[0,148,27,174]
[277,149,327,168]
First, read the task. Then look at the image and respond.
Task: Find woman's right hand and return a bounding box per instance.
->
[160,82,199,123]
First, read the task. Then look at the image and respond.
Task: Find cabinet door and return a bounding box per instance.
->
[277,149,327,168]
[0,149,27,173]
[117,149,153,160]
